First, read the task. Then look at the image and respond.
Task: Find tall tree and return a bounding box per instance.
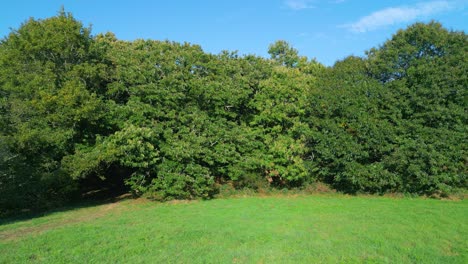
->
[0,10,112,211]
[268,40,301,68]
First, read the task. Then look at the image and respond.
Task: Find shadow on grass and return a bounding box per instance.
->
[0,190,133,227]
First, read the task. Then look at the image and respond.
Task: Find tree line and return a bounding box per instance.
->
[1,11,466,213]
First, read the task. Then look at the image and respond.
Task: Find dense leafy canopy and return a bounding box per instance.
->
[0,12,466,213]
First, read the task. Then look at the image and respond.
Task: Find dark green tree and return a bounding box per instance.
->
[0,10,113,212]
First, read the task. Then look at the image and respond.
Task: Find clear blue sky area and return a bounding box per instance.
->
[1,0,467,66]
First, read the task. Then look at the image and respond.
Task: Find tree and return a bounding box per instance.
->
[366,22,467,194]
[268,40,301,68]
[0,10,113,212]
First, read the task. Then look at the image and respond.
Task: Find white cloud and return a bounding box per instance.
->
[343,1,455,33]
[285,0,315,10]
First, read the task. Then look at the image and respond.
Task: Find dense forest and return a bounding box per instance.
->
[0,11,466,214]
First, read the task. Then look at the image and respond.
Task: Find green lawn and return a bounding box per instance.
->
[1,195,467,263]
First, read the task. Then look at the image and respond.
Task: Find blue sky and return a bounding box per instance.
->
[1,0,467,66]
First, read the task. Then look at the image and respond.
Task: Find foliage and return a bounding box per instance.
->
[0,10,112,212]
[0,11,466,213]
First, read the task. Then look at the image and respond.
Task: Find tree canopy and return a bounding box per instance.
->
[0,12,466,214]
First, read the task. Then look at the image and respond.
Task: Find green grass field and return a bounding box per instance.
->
[1,195,467,263]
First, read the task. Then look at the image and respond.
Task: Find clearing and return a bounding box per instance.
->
[0,195,467,263]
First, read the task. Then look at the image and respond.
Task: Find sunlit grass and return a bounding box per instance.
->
[1,195,466,263]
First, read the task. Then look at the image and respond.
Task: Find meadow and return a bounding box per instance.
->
[1,195,466,263]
